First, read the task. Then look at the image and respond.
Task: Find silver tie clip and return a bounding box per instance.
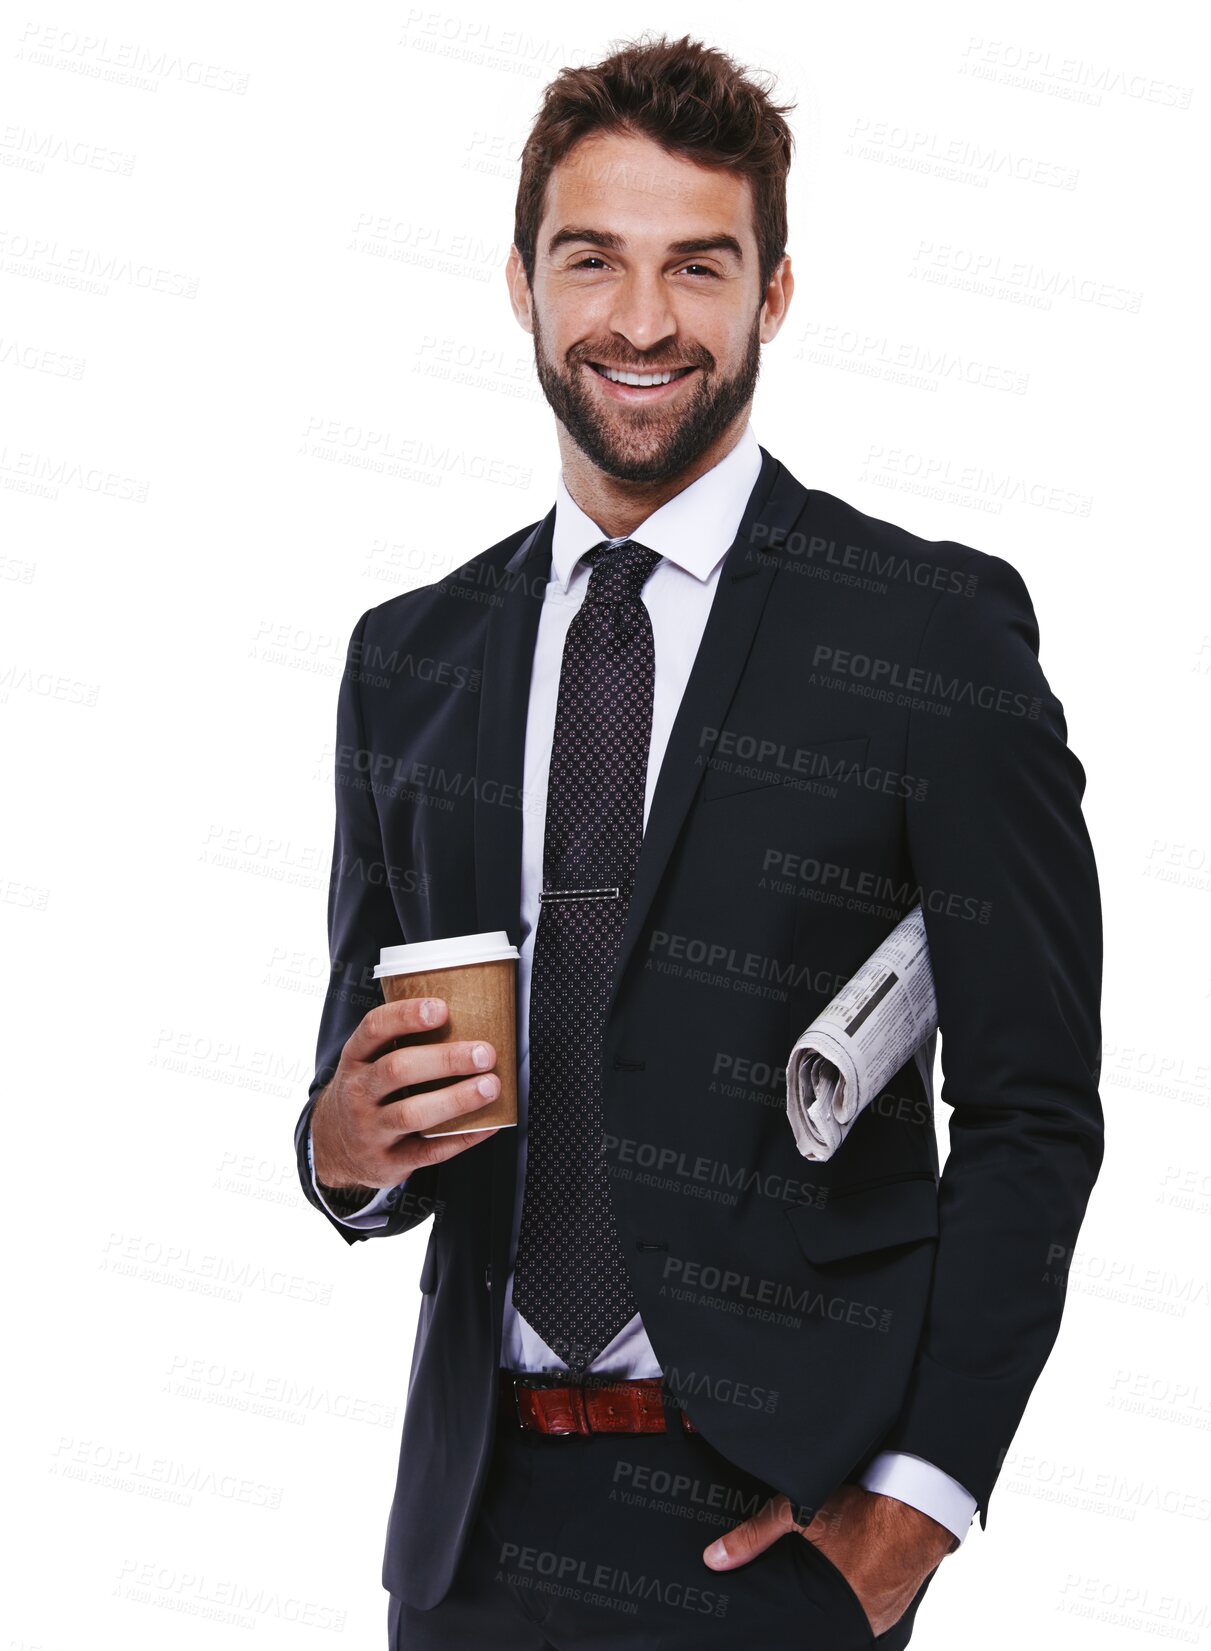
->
[538,886,621,902]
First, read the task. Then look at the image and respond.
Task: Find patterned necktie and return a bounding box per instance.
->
[511,537,664,1374]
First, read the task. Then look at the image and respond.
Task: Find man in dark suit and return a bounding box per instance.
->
[295,34,1103,1649]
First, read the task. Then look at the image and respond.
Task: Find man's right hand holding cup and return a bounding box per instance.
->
[310,996,503,1196]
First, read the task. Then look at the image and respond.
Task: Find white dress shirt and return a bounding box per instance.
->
[306,419,976,1544]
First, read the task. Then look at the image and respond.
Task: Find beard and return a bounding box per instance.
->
[530,305,762,484]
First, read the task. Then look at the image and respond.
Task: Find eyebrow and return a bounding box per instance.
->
[546,227,744,263]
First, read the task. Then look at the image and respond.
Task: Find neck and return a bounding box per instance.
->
[556,411,749,541]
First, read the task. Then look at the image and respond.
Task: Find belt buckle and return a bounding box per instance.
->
[509,1368,581,1431]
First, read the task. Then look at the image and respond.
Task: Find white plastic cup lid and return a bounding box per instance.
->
[373,930,519,978]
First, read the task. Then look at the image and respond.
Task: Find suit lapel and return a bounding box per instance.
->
[474,508,551,1312]
[472,504,554,949]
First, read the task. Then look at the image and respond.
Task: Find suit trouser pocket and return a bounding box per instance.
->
[794,1541,941,1651]
[790,1536,875,1644]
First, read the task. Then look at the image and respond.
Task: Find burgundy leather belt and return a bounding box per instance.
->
[498,1370,699,1436]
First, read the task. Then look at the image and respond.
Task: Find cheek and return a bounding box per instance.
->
[696,313,758,369]
[542,283,611,328]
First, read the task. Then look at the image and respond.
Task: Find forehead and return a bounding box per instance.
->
[541,128,755,244]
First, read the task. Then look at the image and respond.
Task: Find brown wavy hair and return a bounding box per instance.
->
[514,32,797,296]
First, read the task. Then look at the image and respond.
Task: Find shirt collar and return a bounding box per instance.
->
[549,420,762,594]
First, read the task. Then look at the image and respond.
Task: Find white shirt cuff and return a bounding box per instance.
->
[857,1451,977,1546]
[306,1122,395,1229]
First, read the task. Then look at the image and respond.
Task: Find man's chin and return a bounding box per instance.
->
[576,443,686,484]
[563,413,707,483]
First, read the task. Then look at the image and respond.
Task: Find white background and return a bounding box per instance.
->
[4,2,1209,1646]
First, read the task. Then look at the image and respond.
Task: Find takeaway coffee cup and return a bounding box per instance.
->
[373,931,519,1137]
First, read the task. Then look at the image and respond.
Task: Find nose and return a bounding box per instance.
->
[604,266,678,358]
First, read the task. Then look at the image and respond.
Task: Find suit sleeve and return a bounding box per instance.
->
[293,607,441,1246]
[876,552,1103,1528]
[307,1121,398,1229]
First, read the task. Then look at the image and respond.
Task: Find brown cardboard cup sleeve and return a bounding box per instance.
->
[374,931,519,1137]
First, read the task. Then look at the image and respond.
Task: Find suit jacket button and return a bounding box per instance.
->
[484,1265,492,1290]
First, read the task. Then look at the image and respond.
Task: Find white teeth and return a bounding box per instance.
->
[598,365,687,387]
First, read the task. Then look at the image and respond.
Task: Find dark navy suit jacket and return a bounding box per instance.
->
[293,444,1103,1608]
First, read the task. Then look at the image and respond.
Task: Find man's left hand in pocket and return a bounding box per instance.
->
[702,1482,957,1638]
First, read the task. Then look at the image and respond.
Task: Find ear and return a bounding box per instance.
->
[506,245,534,335]
[759,253,794,344]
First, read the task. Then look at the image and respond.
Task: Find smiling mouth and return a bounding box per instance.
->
[588,362,698,388]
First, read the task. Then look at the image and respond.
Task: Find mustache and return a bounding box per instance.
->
[568,346,714,373]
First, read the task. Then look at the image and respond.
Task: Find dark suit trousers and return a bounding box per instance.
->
[388,1388,937,1649]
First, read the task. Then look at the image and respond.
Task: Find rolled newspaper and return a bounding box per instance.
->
[786,905,938,1161]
